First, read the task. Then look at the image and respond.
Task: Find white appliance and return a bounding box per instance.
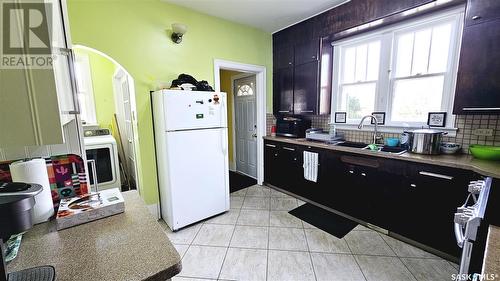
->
[152,90,229,231]
[454,177,492,276]
[84,135,121,191]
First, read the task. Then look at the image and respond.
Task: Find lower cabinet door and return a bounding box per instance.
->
[264,142,281,187]
[394,166,471,258]
[279,144,302,194]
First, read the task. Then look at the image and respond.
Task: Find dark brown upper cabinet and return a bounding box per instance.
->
[465,0,500,26]
[293,61,320,115]
[274,47,294,70]
[294,40,320,66]
[273,67,294,114]
[273,38,323,116]
[453,19,500,114]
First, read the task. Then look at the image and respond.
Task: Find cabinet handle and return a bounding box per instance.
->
[471,15,481,20]
[462,107,500,111]
[265,144,277,148]
[410,184,417,188]
[278,110,291,113]
[298,110,314,113]
[274,153,278,157]
[312,56,316,59]
[283,147,295,151]
[288,62,293,65]
[349,170,354,174]
[361,173,367,177]
[419,171,453,180]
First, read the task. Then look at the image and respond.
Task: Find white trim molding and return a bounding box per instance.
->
[213,59,267,185]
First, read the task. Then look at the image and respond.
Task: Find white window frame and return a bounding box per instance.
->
[74,53,97,125]
[331,6,464,135]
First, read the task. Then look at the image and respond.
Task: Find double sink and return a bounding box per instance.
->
[334,141,408,155]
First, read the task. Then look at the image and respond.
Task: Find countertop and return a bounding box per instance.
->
[483,225,500,276]
[264,136,500,178]
[7,191,182,281]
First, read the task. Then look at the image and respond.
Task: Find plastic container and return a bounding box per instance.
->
[385,138,400,147]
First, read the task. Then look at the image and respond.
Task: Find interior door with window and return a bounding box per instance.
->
[113,69,137,185]
[234,75,257,178]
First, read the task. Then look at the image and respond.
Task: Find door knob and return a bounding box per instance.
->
[252,133,257,138]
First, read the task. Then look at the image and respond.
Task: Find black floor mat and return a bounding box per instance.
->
[229,171,256,193]
[289,203,358,239]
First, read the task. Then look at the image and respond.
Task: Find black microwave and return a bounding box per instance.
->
[276,117,311,138]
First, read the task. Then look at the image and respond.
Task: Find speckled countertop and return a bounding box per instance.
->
[483,225,500,276]
[264,136,500,178]
[7,191,182,281]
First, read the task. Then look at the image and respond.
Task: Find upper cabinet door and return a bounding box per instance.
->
[453,19,500,114]
[274,47,294,69]
[273,67,294,115]
[294,40,320,66]
[465,0,500,26]
[293,61,319,115]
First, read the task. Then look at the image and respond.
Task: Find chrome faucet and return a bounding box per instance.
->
[358,115,384,145]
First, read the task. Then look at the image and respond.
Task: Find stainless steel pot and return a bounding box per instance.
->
[402,129,447,155]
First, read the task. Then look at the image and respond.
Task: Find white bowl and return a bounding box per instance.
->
[441,143,461,154]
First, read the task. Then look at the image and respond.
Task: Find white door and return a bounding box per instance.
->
[165,128,229,229]
[113,69,137,184]
[234,75,257,178]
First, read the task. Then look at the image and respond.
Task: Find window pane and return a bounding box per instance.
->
[429,23,452,73]
[395,33,414,77]
[367,41,381,80]
[355,44,367,81]
[343,47,355,83]
[391,76,444,122]
[340,83,376,119]
[411,28,432,75]
[237,84,254,96]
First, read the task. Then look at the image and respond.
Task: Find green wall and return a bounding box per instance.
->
[74,48,117,130]
[67,0,273,204]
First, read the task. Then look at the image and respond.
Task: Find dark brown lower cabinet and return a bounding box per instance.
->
[263,140,476,258]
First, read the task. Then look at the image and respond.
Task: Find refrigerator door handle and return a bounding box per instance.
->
[221,97,228,155]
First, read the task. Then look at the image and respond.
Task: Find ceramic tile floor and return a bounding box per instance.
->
[159,185,459,281]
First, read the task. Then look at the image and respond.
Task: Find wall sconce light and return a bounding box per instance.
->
[171,23,187,44]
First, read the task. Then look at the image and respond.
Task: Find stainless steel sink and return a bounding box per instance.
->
[334,141,369,149]
[334,142,407,155]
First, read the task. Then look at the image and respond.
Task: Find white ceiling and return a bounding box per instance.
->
[163,0,350,33]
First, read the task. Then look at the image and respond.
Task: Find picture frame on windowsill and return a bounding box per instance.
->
[428,112,447,127]
[371,112,385,125]
[334,112,347,123]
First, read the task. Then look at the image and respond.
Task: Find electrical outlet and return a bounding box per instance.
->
[472,128,494,136]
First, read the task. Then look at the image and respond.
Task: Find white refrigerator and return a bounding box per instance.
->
[152,90,230,231]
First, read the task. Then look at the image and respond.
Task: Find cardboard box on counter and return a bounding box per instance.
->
[56,188,125,230]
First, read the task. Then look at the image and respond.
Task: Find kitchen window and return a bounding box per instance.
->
[331,7,464,131]
[74,53,97,125]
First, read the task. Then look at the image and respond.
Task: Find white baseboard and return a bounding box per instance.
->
[146,203,160,220]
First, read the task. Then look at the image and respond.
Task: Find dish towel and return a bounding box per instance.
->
[303,151,318,182]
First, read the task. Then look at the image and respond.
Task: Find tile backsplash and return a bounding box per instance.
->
[266,113,500,154]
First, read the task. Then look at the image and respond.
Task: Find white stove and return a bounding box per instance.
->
[454,177,492,277]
